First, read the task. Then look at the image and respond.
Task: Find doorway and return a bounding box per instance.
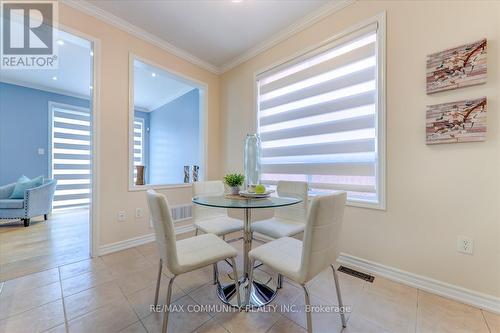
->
[0,28,96,281]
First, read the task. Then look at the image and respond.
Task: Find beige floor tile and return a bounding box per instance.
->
[193,317,230,333]
[364,276,417,308]
[343,313,391,333]
[0,299,65,333]
[63,281,125,320]
[282,292,345,333]
[101,248,144,266]
[0,268,60,298]
[174,267,212,294]
[135,242,158,257]
[66,298,138,333]
[0,281,61,320]
[43,324,68,333]
[61,268,114,297]
[118,321,148,333]
[188,284,222,317]
[416,291,489,333]
[215,308,282,333]
[483,310,500,333]
[307,268,365,310]
[141,295,211,333]
[104,256,154,277]
[115,267,159,296]
[273,281,302,310]
[126,280,186,319]
[354,285,416,333]
[267,316,306,333]
[59,258,107,281]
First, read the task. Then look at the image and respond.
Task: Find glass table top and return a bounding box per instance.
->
[192,195,301,209]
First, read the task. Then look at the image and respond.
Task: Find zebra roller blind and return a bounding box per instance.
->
[133,118,145,183]
[50,103,92,209]
[257,22,384,206]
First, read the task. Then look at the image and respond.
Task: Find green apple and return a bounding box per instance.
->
[255,184,266,194]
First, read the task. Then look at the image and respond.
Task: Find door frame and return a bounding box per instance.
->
[56,24,101,258]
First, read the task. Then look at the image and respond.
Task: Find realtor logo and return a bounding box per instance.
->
[1,0,58,69]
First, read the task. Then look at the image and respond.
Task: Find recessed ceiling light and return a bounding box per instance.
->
[52,76,58,81]
[57,40,64,46]
[151,72,157,77]
[232,0,243,2]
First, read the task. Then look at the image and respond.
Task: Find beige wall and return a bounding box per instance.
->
[220,0,500,297]
[59,4,222,246]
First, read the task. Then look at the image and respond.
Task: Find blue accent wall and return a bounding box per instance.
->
[0,82,90,184]
[149,89,199,184]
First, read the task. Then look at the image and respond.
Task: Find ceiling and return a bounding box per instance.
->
[134,60,197,111]
[79,0,337,72]
[0,29,93,99]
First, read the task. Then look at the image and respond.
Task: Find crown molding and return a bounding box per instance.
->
[61,0,221,74]
[1,78,90,100]
[61,0,355,75]
[218,0,356,73]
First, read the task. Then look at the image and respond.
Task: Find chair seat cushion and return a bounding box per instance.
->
[176,233,238,273]
[194,216,243,236]
[251,217,305,239]
[0,199,24,209]
[249,237,304,283]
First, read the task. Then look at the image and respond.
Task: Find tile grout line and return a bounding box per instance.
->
[414,289,419,333]
[58,267,70,332]
[480,309,492,333]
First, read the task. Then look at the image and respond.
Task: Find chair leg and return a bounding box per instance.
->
[213,262,219,285]
[331,265,347,328]
[44,214,48,220]
[246,259,255,305]
[277,273,283,289]
[154,259,163,306]
[23,218,30,227]
[222,234,226,241]
[195,228,198,236]
[230,258,241,307]
[162,275,176,333]
[302,284,313,333]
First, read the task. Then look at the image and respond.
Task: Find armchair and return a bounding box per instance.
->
[0,179,57,227]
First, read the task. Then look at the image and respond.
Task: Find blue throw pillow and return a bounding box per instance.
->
[9,175,44,199]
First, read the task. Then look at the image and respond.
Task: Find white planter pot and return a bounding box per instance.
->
[229,186,240,195]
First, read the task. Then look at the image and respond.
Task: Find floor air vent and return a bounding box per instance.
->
[171,204,193,222]
[338,266,374,282]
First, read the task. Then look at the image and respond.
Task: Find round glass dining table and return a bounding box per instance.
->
[192,195,302,308]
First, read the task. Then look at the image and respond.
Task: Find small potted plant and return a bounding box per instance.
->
[224,173,245,195]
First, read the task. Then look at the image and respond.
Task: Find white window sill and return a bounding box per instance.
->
[128,183,192,192]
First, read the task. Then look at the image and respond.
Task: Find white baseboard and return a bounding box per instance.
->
[337,253,500,314]
[98,225,196,256]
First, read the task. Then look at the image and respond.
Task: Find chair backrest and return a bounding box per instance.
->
[275,181,308,222]
[299,192,346,283]
[192,180,226,220]
[146,190,180,273]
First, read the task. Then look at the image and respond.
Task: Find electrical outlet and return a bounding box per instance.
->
[457,236,473,255]
[117,211,127,222]
[135,208,143,218]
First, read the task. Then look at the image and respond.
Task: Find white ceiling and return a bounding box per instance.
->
[0,30,93,99]
[134,60,196,111]
[82,0,333,71]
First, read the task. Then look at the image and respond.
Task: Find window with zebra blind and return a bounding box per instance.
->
[133,118,145,183]
[256,16,386,209]
[49,102,92,210]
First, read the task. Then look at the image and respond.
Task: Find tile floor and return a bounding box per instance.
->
[0,237,498,333]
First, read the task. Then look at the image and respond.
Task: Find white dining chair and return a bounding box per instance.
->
[193,180,243,240]
[247,192,347,333]
[146,190,241,333]
[251,180,308,239]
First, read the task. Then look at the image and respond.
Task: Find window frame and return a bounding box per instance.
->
[128,54,209,191]
[254,13,386,210]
